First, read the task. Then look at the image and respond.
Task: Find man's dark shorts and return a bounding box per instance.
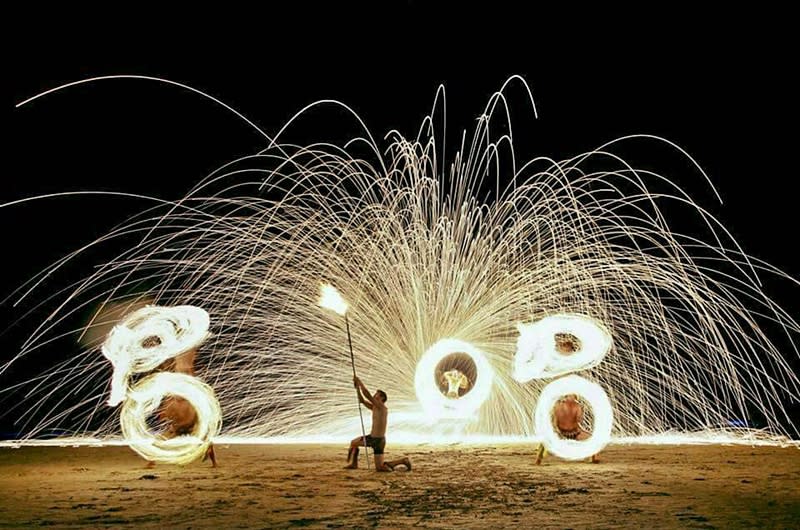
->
[363,435,386,455]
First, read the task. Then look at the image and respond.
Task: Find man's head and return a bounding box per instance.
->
[374,390,388,403]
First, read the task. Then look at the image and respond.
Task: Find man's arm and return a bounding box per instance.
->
[354,377,375,408]
[358,387,374,410]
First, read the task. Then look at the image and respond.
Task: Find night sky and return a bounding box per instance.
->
[4,9,799,436]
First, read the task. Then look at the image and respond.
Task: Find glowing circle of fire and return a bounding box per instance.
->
[120,372,222,465]
[513,314,613,382]
[101,305,221,464]
[534,375,613,460]
[102,305,211,406]
[415,339,494,419]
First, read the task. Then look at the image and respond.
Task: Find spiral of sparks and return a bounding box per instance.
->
[534,375,614,460]
[415,339,495,420]
[102,305,211,406]
[97,304,221,462]
[2,76,799,445]
[513,314,613,382]
[121,371,221,464]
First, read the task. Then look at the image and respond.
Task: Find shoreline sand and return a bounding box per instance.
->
[2,443,799,528]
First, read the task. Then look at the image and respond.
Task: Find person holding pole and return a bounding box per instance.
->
[344,376,412,472]
[317,284,410,472]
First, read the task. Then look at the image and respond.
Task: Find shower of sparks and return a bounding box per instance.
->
[2,75,800,447]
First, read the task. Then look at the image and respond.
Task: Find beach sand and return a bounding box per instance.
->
[1,443,799,528]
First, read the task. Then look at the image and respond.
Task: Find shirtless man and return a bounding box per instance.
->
[441,369,470,399]
[345,376,411,472]
[152,346,217,467]
[535,393,599,464]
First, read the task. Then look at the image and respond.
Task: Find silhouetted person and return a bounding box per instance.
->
[345,376,411,472]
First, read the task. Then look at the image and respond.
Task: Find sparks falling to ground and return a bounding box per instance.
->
[2,76,800,451]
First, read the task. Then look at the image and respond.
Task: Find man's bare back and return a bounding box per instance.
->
[159,396,197,436]
[536,395,599,464]
[554,396,582,434]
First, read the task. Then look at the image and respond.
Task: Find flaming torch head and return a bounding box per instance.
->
[318,283,349,316]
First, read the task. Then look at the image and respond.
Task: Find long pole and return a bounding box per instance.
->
[346,314,370,468]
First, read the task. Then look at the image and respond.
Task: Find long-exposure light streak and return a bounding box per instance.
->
[1,76,799,448]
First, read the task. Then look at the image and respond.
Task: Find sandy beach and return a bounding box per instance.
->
[1,443,799,528]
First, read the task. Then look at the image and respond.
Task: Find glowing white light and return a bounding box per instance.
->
[318,284,348,316]
[120,372,222,465]
[415,339,494,419]
[513,314,613,382]
[101,305,211,406]
[534,375,613,460]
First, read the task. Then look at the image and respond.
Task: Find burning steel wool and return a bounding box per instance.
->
[2,76,800,455]
[102,305,220,464]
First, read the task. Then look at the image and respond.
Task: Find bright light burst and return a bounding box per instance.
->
[414,339,495,420]
[319,284,349,316]
[99,304,220,463]
[2,75,800,446]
